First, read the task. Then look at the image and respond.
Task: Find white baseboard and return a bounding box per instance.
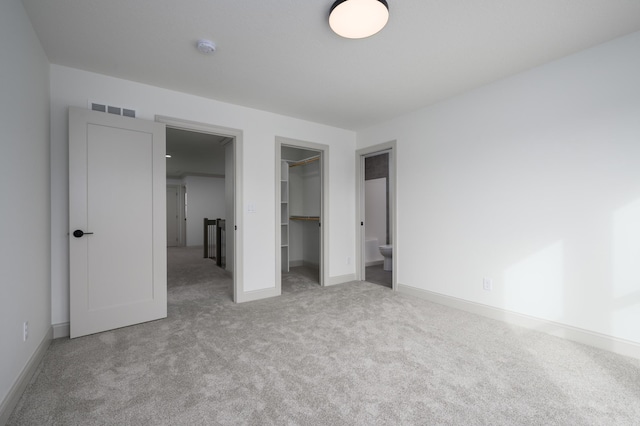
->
[52,322,70,339]
[397,284,640,360]
[236,287,280,303]
[365,260,383,267]
[326,273,356,286]
[0,326,52,425]
[289,260,320,269]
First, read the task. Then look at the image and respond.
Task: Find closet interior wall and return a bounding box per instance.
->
[281,146,321,277]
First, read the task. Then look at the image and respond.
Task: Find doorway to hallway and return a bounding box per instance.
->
[157,115,244,302]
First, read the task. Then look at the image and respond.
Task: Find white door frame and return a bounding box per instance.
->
[155,115,244,303]
[356,141,397,290]
[276,137,330,293]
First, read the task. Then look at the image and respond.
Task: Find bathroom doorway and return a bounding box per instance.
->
[356,141,397,290]
[275,137,329,294]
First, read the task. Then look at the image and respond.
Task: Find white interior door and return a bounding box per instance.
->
[166,185,180,247]
[69,107,167,338]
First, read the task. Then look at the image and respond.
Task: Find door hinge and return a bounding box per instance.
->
[361,221,364,226]
[235,225,237,231]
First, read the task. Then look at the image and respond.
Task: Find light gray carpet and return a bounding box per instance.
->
[8,247,640,425]
[283,265,320,294]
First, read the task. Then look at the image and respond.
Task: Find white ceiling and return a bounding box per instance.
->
[166,128,228,178]
[22,0,640,130]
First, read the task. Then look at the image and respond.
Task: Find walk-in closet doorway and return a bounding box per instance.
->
[275,137,329,294]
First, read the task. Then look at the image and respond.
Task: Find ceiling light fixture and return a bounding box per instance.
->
[329,0,389,39]
[196,39,216,54]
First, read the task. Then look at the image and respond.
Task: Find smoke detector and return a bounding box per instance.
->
[196,39,216,54]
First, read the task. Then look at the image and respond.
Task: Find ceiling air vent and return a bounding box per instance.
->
[89,101,136,118]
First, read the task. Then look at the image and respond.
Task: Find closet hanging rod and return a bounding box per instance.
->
[290,215,320,221]
[288,155,320,168]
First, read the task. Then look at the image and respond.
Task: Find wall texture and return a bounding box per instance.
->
[357,31,640,346]
[0,0,51,413]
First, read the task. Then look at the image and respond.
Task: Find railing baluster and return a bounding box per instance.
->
[203,218,218,260]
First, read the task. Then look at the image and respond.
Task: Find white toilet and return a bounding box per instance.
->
[379,244,392,271]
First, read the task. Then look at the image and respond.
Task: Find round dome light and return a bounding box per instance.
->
[329,0,389,39]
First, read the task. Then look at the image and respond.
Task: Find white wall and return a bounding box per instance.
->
[365,178,386,263]
[183,175,225,246]
[166,178,184,246]
[289,160,321,217]
[289,221,320,268]
[50,65,356,323]
[0,0,50,414]
[358,31,640,345]
[302,221,320,268]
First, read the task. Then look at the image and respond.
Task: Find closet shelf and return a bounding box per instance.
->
[288,155,320,168]
[290,215,319,221]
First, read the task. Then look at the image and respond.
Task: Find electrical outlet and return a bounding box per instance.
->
[347,257,351,265]
[483,278,493,291]
[23,321,28,341]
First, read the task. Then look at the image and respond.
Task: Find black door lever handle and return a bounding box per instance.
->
[73,230,94,238]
